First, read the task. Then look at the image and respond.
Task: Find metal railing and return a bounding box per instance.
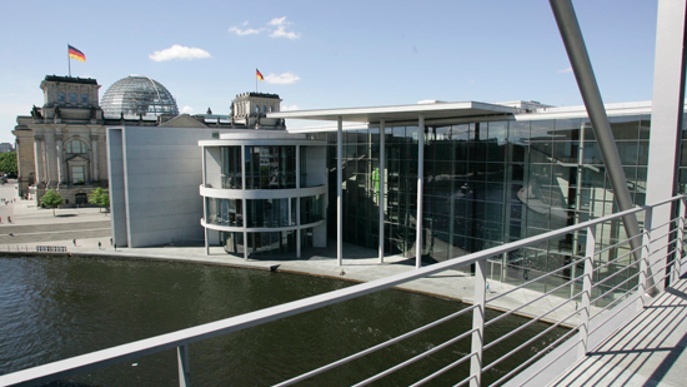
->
[1,196,686,386]
[0,245,67,253]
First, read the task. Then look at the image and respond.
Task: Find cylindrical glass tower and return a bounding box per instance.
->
[199,132,327,258]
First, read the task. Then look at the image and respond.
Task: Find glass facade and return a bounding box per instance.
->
[245,146,296,189]
[206,198,243,227]
[220,146,242,189]
[320,114,651,278]
[220,230,298,257]
[202,137,327,259]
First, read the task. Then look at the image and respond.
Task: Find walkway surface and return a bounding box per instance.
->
[549,277,687,387]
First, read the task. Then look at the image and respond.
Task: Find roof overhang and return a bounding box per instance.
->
[268,101,519,126]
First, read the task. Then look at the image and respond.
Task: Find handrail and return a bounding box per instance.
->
[1,194,685,386]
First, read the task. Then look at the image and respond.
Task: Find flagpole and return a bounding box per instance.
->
[67,44,71,77]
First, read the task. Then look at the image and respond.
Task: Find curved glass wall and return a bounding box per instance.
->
[245,146,296,189]
[101,76,179,117]
[301,195,324,224]
[203,139,327,259]
[221,147,242,189]
[221,230,299,256]
[206,198,243,227]
[245,198,296,228]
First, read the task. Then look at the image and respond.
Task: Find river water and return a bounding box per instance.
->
[0,256,562,386]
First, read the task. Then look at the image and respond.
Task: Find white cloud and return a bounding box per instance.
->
[268,17,288,27]
[149,45,211,62]
[268,17,301,40]
[228,22,263,36]
[558,66,573,74]
[264,72,301,85]
[181,105,194,114]
[229,17,300,40]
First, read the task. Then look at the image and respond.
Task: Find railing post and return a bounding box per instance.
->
[578,224,595,359]
[640,207,653,307]
[177,344,191,387]
[674,196,686,283]
[470,258,487,387]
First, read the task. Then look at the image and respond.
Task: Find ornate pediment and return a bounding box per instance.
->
[66,154,89,163]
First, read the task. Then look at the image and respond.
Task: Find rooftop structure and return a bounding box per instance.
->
[100,75,179,118]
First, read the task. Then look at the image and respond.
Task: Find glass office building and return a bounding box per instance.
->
[273,100,668,284]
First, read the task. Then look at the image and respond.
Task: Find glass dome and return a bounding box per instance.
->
[101,75,179,117]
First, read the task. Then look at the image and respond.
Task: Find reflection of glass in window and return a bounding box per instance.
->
[58,92,65,103]
[71,165,85,184]
[70,93,77,104]
[66,139,88,154]
[81,93,89,104]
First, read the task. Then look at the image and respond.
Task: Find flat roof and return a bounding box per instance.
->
[268,101,519,124]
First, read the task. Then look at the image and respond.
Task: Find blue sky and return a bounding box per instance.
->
[0,1,658,144]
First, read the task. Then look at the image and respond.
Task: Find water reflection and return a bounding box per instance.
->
[0,256,562,385]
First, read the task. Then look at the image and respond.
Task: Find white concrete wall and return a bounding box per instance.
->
[305,146,326,186]
[106,128,128,247]
[108,126,231,248]
[204,147,222,188]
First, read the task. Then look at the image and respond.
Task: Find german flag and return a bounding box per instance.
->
[68,45,86,62]
[256,68,264,81]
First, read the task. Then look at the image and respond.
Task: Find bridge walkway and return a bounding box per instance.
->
[549,277,687,387]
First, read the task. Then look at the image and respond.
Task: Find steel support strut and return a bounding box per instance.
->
[548,0,649,290]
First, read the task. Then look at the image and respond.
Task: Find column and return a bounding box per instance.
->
[378,120,386,263]
[55,134,63,185]
[645,0,687,290]
[241,145,248,260]
[44,133,55,188]
[91,134,99,182]
[337,116,343,266]
[202,146,209,255]
[33,135,43,186]
[415,116,425,269]
[296,145,301,258]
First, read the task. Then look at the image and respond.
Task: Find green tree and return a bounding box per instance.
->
[0,151,17,177]
[41,189,63,216]
[88,187,110,212]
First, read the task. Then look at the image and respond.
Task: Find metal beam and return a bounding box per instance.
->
[549,0,643,269]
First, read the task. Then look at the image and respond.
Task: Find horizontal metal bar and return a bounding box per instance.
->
[591,276,640,307]
[275,305,477,386]
[352,327,475,386]
[490,321,581,386]
[485,278,581,329]
[485,296,579,352]
[408,352,475,387]
[484,308,580,374]
[487,261,578,304]
[588,291,643,337]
